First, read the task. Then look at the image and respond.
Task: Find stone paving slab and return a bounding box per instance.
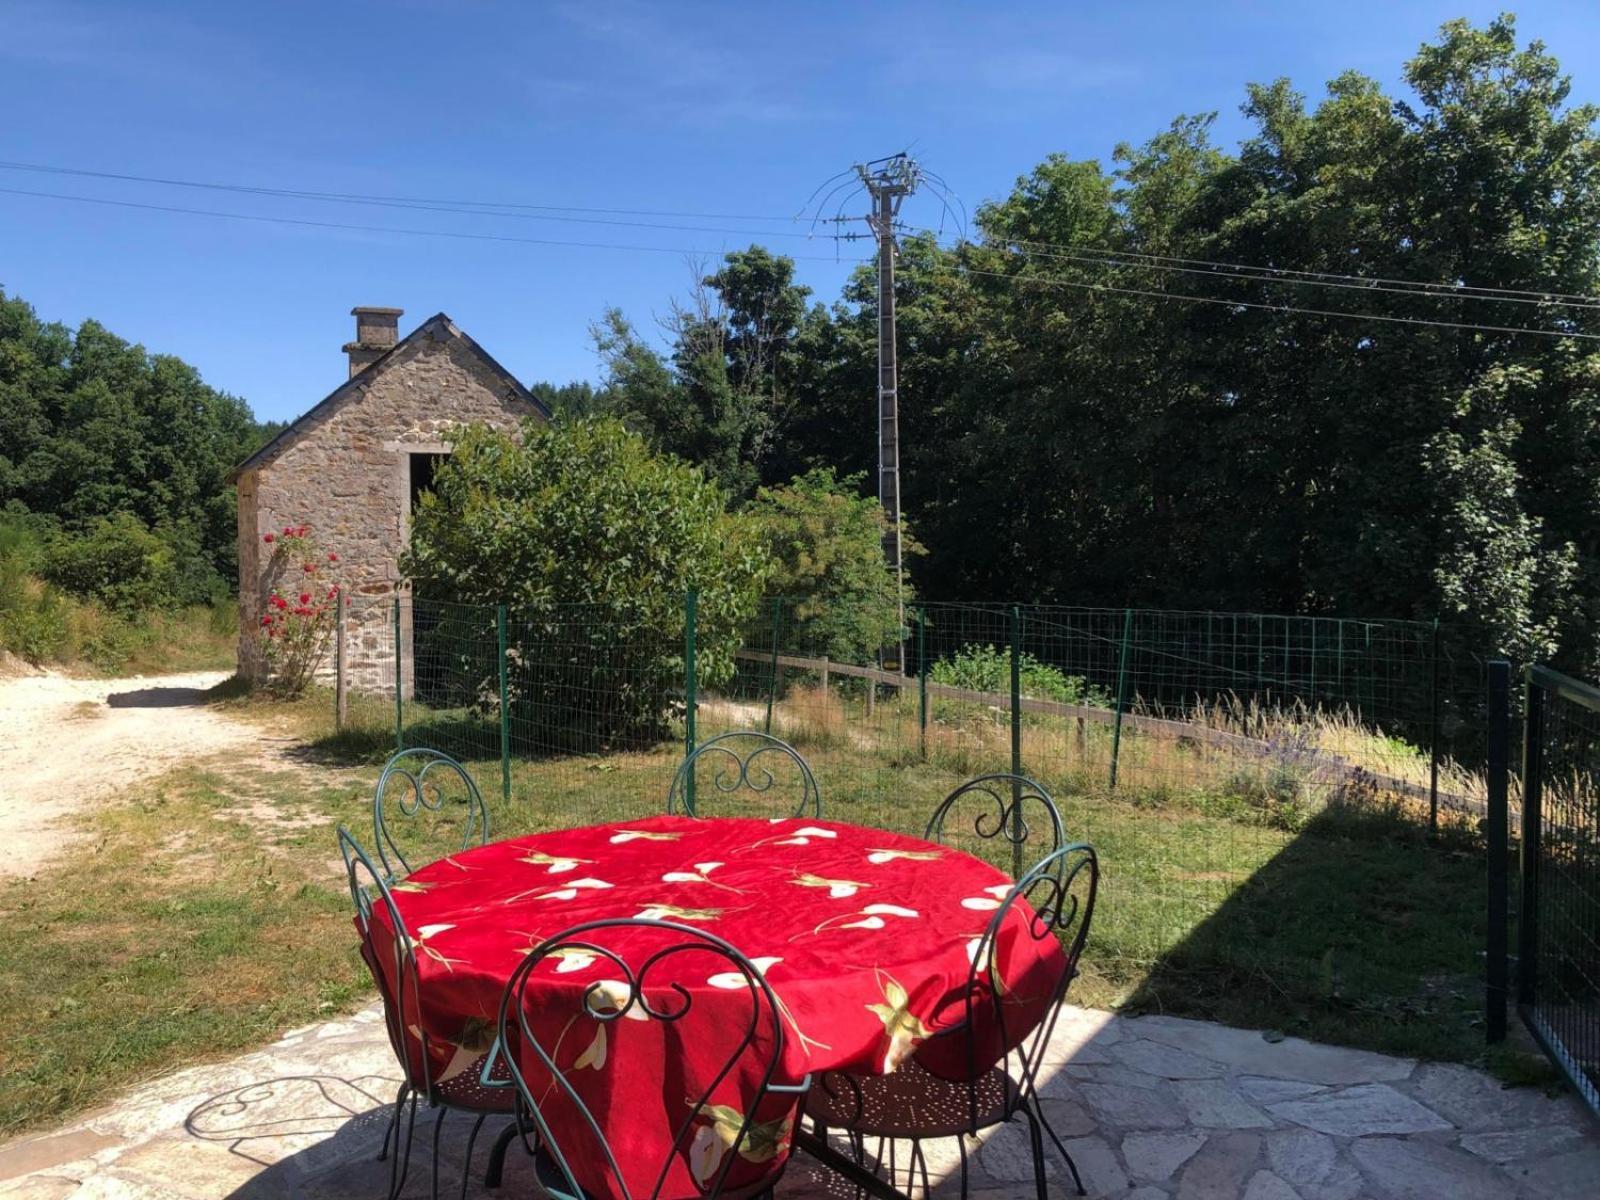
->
[0,1004,1594,1199]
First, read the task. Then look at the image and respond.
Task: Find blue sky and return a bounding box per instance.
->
[3,1,1597,423]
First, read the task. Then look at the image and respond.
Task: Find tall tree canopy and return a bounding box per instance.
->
[592,16,1600,671]
[0,289,274,600]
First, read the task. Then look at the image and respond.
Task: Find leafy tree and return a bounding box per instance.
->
[715,14,1600,672]
[528,379,602,418]
[0,289,273,601]
[746,468,905,663]
[591,249,818,498]
[401,417,771,747]
[39,513,179,615]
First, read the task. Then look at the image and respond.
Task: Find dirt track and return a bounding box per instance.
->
[0,670,257,879]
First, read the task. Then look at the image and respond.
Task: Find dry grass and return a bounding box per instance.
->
[0,755,372,1137]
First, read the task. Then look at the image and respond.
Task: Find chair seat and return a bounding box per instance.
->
[804,1060,1018,1139]
[433,1053,519,1113]
[533,1144,786,1200]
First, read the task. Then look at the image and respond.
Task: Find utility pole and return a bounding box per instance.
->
[857,154,920,672]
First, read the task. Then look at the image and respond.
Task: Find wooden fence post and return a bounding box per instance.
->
[334,591,348,731]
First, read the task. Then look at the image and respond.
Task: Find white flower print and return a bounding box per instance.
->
[535,877,615,901]
[707,956,783,990]
[518,851,592,874]
[866,848,944,865]
[960,883,1014,911]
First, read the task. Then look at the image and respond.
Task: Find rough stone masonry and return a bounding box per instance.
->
[231,307,545,692]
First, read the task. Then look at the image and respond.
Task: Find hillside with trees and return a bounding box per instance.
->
[0,288,278,666]
[579,17,1600,672]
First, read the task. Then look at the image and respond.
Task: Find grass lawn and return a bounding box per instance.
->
[0,678,1506,1138]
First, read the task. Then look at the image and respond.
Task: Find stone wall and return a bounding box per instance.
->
[237,324,538,689]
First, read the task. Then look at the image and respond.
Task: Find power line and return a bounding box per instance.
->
[9,178,1589,342]
[1001,243,1600,312]
[955,262,1600,342]
[0,160,804,224]
[0,186,872,264]
[0,161,858,243]
[997,235,1600,309]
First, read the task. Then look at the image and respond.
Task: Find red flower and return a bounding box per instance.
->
[327,552,338,563]
[302,563,316,574]
[260,615,272,627]
[298,592,311,605]
[270,594,288,610]
[283,526,294,536]
[327,585,339,597]
[263,533,275,544]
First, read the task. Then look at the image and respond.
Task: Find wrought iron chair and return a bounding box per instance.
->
[665,731,822,820]
[492,918,812,1199]
[338,826,521,1200]
[804,843,1099,1199]
[372,747,490,882]
[924,773,1066,882]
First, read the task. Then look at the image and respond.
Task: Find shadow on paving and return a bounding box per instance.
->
[190,1075,868,1199]
[1121,800,1494,1063]
[186,1074,523,1199]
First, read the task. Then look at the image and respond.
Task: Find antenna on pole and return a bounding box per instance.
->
[857,153,920,672]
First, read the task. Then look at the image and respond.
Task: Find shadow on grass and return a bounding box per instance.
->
[1121,800,1491,1062]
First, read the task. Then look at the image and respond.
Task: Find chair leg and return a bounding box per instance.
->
[459,1113,488,1200]
[1019,1107,1049,1200]
[483,1119,520,1189]
[1028,1095,1085,1196]
[956,1133,970,1199]
[431,1108,447,1200]
[850,1131,868,1200]
[378,1081,406,1163]
[910,1139,931,1199]
[390,1090,419,1200]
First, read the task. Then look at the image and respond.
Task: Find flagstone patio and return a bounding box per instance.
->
[0,1005,1593,1199]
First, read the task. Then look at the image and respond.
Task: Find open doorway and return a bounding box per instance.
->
[408,451,448,512]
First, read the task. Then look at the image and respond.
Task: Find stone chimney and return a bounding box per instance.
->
[343,307,403,378]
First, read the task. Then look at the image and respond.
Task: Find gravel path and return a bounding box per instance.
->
[0,669,256,879]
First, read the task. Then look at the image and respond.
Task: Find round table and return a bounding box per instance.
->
[371,814,1064,1198]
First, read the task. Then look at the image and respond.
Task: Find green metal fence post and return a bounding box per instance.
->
[1485,659,1511,1043]
[684,589,698,812]
[1009,605,1023,879]
[1310,619,1318,703]
[1429,617,1441,835]
[393,594,403,753]
[497,605,510,803]
[765,597,780,735]
[1109,607,1134,789]
[917,607,928,762]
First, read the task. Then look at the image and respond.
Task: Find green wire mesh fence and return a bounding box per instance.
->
[330,591,1497,1053]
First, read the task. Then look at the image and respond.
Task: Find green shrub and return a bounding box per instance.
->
[0,581,69,663]
[930,643,1111,707]
[73,607,143,673]
[401,418,772,749]
[41,515,179,614]
[747,469,907,663]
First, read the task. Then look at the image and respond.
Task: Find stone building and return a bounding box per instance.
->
[230,307,547,689]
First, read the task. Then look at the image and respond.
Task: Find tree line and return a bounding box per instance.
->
[0,288,279,612]
[553,16,1600,672]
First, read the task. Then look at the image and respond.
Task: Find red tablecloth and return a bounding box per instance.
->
[369,815,1064,1198]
